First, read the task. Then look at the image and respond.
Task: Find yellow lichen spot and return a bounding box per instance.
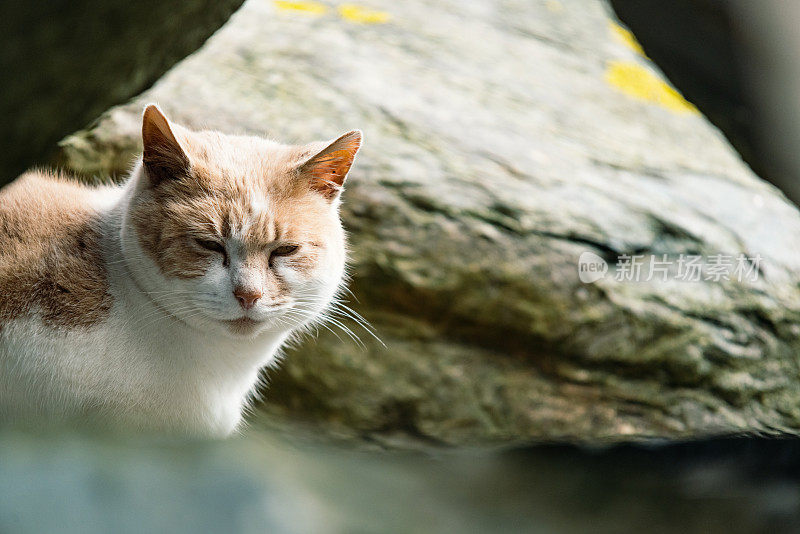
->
[609,21,646,57]
[546,0,563,13]
[273,0,328,15]
[338,4,391,24]
[605,60,699,115]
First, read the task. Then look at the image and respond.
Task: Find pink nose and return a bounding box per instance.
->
[234,288,262,310]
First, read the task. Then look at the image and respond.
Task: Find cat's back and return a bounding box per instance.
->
[0,171,116,329]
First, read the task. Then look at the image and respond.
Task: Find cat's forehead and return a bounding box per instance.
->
[182,130,311,186]
[224,190,328,242]
[157,129,335,243]
[159,141,323,240]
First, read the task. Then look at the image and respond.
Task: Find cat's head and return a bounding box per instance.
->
[124,104,361,338]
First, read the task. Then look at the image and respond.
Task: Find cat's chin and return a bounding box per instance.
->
[181,311,290,339]
[220,317,266,337]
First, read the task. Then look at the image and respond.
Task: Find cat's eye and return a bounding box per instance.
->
[195,239,229,266]
[271,244,299,258]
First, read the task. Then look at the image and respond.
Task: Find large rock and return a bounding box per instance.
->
[58,0,800,444]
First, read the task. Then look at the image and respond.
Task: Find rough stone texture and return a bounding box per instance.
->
[0,0,244,183]
[58,0,800,445]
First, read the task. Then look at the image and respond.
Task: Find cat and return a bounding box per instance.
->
[0,104,362,437]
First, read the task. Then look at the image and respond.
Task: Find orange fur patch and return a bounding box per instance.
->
[0,172,112,329]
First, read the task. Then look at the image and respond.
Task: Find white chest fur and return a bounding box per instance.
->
[0,278,287,437]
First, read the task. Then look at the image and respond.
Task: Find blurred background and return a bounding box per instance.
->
[4,0,800,532]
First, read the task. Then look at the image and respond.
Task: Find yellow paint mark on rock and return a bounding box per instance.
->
[338,4,391,24]
[609,21,646,57]
[605,60,699,115]
[273,0,328,15]
[546,0,563,13]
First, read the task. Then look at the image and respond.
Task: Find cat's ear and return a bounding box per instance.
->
[299,130,362,200]
[141,104,189,185]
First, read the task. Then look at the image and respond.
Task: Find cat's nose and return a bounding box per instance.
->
[233,287,262,310]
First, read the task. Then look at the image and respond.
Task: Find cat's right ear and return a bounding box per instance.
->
[141,104,189,185]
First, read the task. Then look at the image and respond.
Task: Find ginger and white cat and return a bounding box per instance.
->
[0,105,362,436]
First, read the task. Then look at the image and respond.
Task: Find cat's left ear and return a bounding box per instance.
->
[299,130,362,200]
[141,104,190,185]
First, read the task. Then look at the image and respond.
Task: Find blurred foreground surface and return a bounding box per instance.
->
[1,427,800,534]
